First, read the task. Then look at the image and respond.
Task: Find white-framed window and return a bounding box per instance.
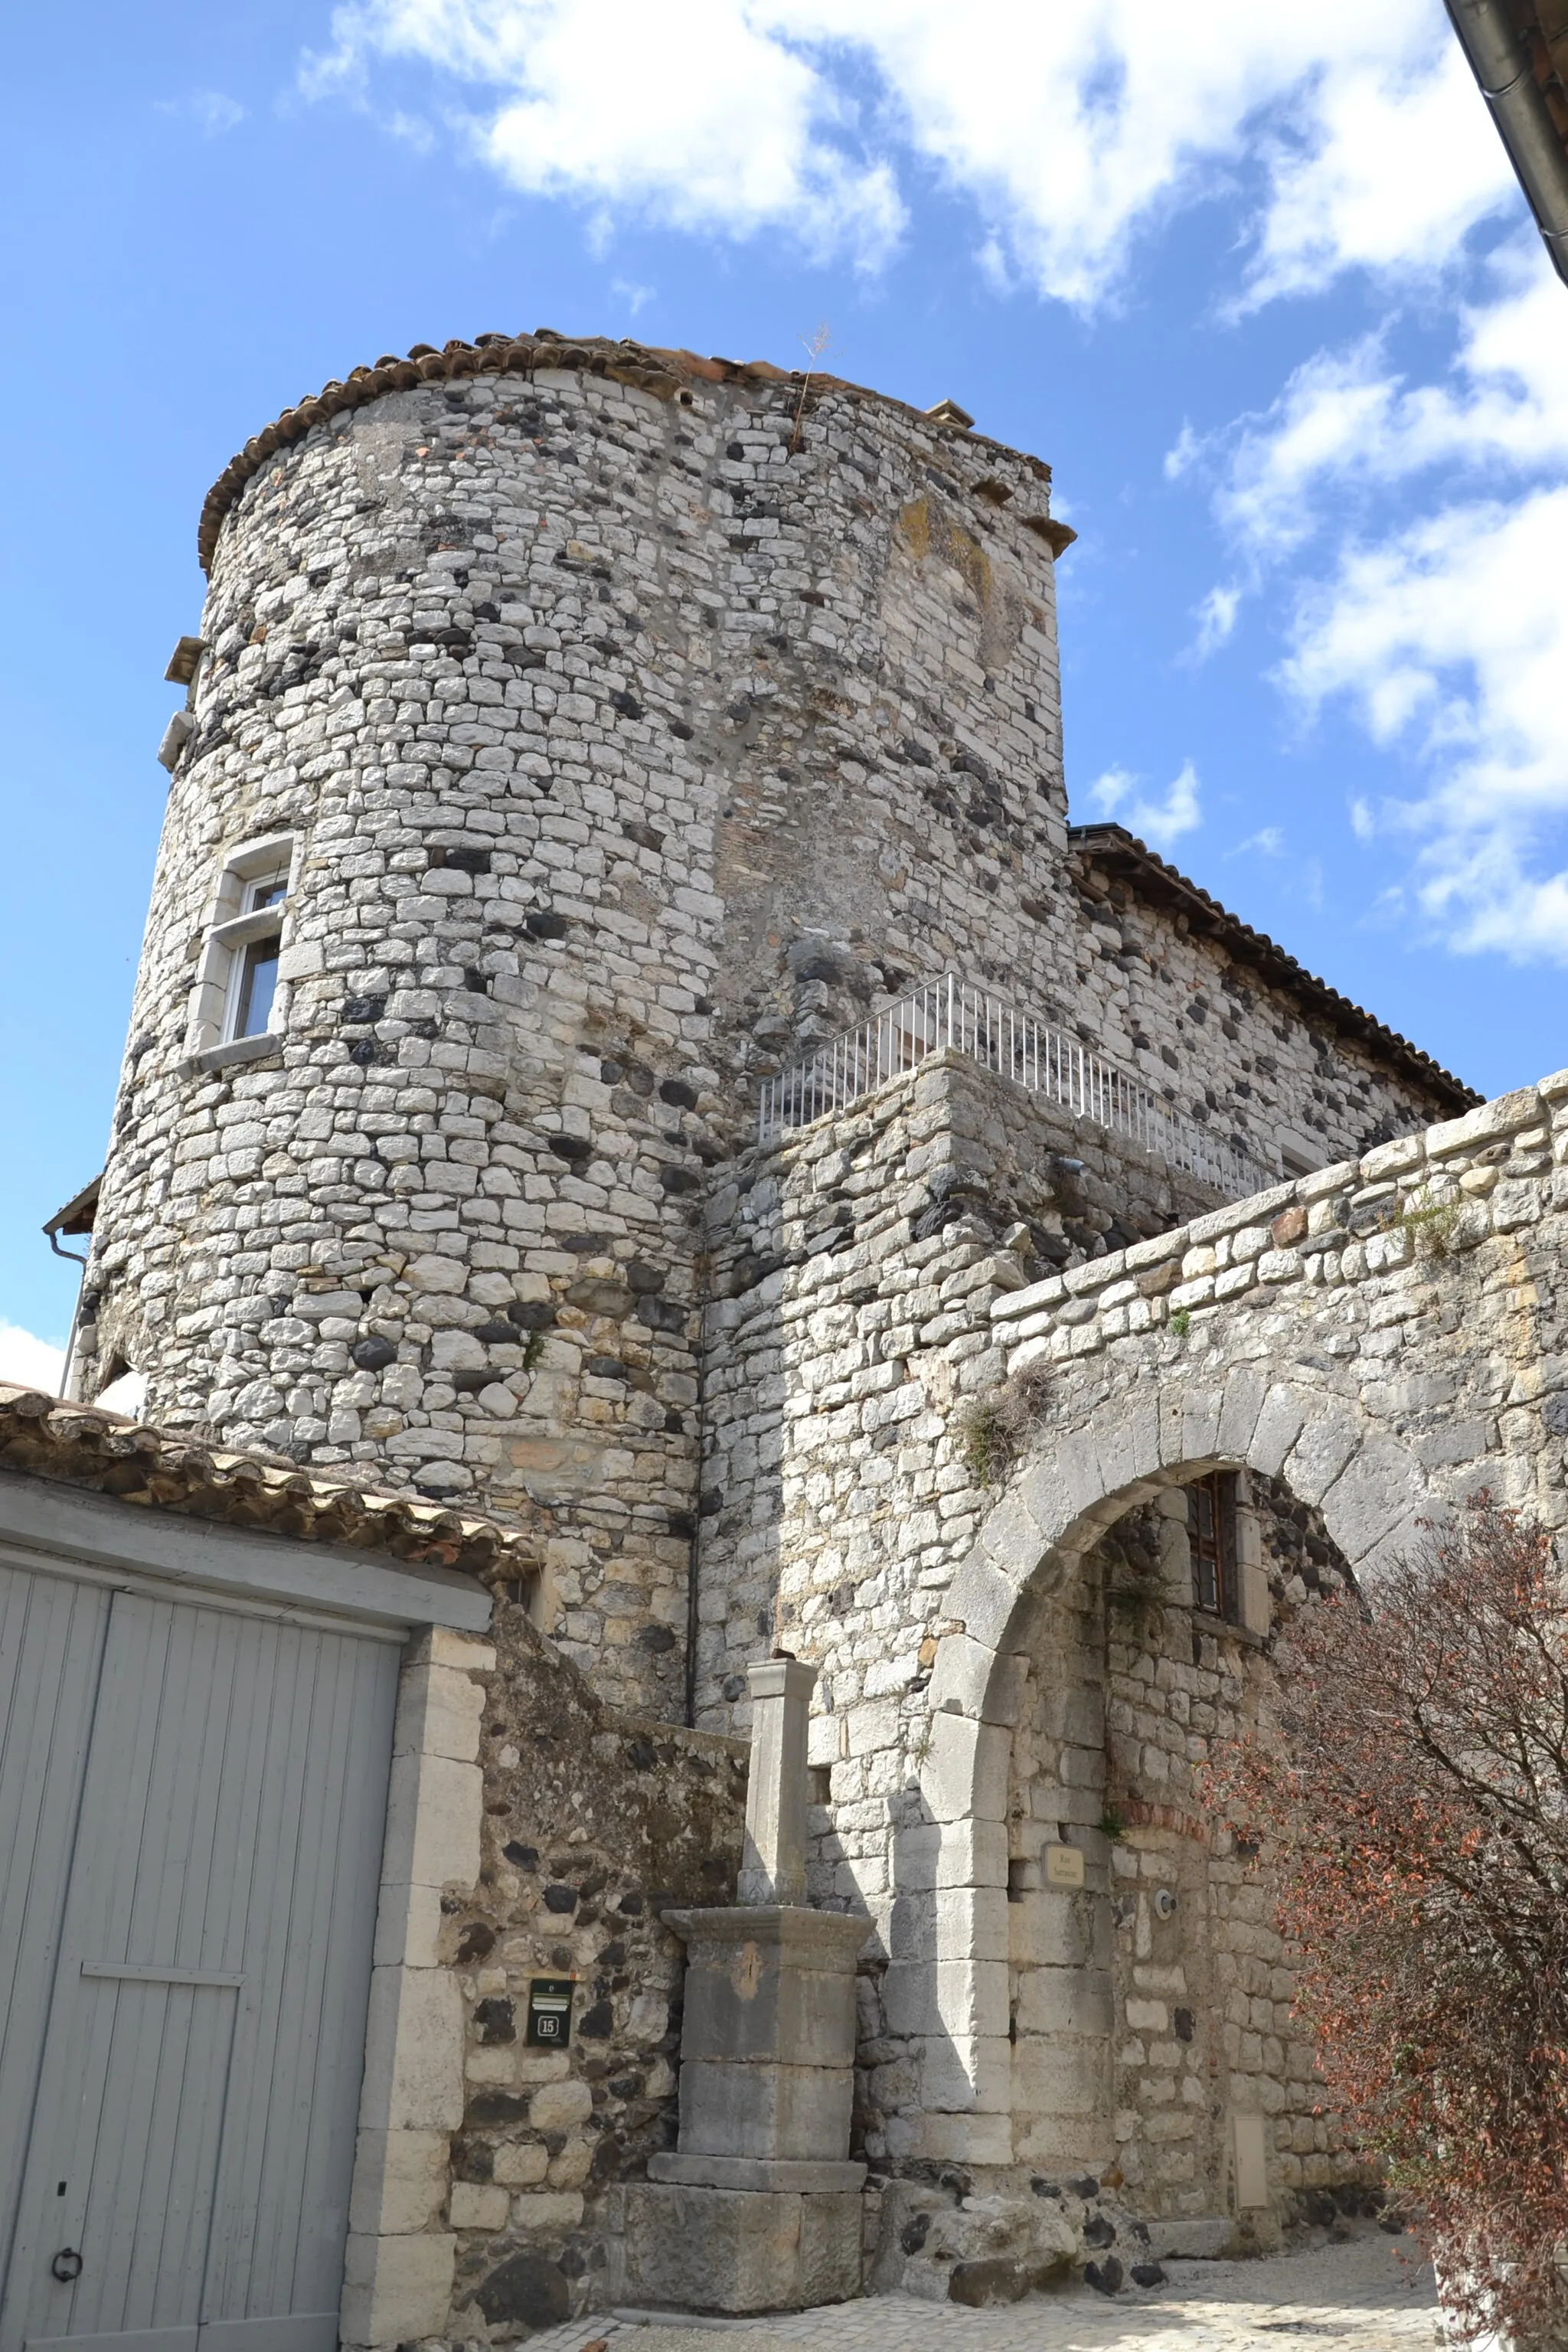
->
[186,832,298,1061]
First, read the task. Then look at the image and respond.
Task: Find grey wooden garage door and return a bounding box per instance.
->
[0,1559,401,2352]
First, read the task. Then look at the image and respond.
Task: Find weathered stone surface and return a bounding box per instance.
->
[619,2183,861,2312]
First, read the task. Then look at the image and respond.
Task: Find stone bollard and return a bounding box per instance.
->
[616,1655,867,2314]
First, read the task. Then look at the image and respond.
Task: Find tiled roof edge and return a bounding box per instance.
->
[1068,822,1480,1112]
[0,1381,541,1579]
[197,330,1052,573]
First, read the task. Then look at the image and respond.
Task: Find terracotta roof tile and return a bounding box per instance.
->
[0,1381,540,1579]
[197,329,1050,570]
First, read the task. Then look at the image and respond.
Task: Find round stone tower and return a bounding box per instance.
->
[75,328,1077,1712]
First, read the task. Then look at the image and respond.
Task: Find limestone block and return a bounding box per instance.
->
[529,2077,593,2131]
[890,1817,1008,1893]
[919,1713,1010,1823]
[379,1749,482,1897]
[1216,1370,1268,1460]
[881,1957,1008,2040]
[926,1630,1001,1722]
[511,2190,586,2228]
[1009,1889,1110,1970]
[648,2153,867,2191]
[908,2109,1015,2166]
[679,2056,854,2160]
[1249,1384,1312,1477]
[1283,1410,1362,1508]
[1011,2033,1109,2119]
[915,2031,1013,2112]
[741,1655,817,1903]
[949,1532,1037,1651]
[1015,1965,1114,2038]
[450,2180,509,2230]
[372,1878,443,1971]
[348,2128,451,2237]
[340,2226,456,2350]
[887,1884,1009,1966]
[620,2183,861,2313]
[1318,1436,1419,1563]
[1179,1384,1224,1465]
[358,1964,466,2135]
[678,1947,858,2067]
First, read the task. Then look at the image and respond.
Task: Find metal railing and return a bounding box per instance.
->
[756,974,1270,1200]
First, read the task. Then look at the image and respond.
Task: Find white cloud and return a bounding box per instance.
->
[308,0,905,266]
[159,90,246,136]
[1187,239,1568,960]
[1240,42,1513,304]
[0,1323,66,1396]
[305,0,1517,302]
[1230,826,1285,858]
[1086,760,1202,848]
[1210,253,1568,560]
[1191,583,1241,658]
[1282,485,1568,959]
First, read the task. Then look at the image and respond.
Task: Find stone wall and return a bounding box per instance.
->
[80,332,1464,1723]
[878,1064,1568,2223]
[695,1047,1236,1736]
[443,1591,748,2331]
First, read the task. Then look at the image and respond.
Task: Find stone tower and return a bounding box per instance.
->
[74,329,1466,1719]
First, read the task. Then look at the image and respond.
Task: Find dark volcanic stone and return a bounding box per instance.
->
[474,2252,569,2329]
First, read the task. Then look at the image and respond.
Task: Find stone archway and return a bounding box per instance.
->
[910,1368,1443,2182]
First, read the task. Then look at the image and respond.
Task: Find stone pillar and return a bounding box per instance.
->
[617,1654,867,2314]
[739,1655,816,1903]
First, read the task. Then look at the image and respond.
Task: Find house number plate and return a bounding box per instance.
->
[526,1977,575,2047]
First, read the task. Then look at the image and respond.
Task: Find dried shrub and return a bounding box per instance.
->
[1210,1497,1568,2346]
[961,1360,1052,1487]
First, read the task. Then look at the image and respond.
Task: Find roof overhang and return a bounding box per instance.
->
[1069,824,1480,1115]
[1446,0,1568,286]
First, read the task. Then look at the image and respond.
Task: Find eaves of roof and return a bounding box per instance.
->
[195,329,1056,572]
[0,1382,541,1581]
[1068,823,1480,1115]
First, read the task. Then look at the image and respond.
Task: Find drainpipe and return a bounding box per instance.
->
[1446,0,1568,287]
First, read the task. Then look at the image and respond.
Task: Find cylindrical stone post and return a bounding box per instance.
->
[740,1655,817,1903]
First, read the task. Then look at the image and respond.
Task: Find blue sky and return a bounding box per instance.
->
[3,0,1566,1383]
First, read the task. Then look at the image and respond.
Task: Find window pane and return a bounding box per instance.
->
[244,874,287,913]
[234,938,279,1037]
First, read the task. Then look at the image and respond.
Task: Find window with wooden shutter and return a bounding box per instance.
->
[1187,1472,1238,1622]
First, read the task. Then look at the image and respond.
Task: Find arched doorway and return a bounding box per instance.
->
[911,1371,1439,2224]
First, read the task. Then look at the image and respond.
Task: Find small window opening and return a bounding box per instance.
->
[186,835,295,1058]
[1187,1472,1238,1622]
[224,871,288,1041]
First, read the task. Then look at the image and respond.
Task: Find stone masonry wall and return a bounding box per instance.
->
[1086,1484,1357,2226]
[695,1047,1236,1736]
[443,1592,748,2332]
[1063,838,1448,1176]
[81,331,1462,1723]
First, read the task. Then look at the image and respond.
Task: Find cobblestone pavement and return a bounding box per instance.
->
[528,2235,1438,2352]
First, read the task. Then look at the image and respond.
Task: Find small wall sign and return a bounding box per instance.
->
[1044,1844,1086,1889]
[526,1977,575,2047]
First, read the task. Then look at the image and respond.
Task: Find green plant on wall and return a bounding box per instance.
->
[1169,1307,1191,1338]
[1398,1197,1463,1260]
